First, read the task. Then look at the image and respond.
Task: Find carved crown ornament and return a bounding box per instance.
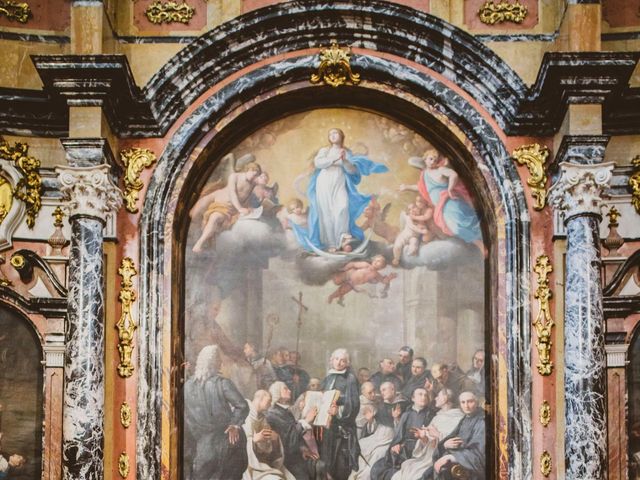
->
[512,143,550,211]
[311,41,361,88]
[478,0,528,25]
[548,162,615,221]
[56,164,123,223]
[145,1,195,25]
[121,147,156,214]
[0,1,32,23]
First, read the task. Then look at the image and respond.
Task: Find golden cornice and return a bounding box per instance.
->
[145,1,195,25]
[0,1,31,23]
[479,0,528,25]
[120,148,157,214]
[311,41,361,88]
[0,140,42,228]
[512,143,550,211]
[534,255,554,376]
[116,257,138,378]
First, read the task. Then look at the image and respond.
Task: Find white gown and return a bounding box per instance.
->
[314,146,351,249]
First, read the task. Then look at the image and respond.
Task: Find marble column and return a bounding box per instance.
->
[56,164,122,480]
[548,161,614,479]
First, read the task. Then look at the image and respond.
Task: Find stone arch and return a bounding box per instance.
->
[138,48,531,480]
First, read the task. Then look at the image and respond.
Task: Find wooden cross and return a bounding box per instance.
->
[291,291,308,367]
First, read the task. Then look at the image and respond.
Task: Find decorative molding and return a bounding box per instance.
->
[118,452,130,478]
[43,334,65,368]
[120,402,132,428]
[0,140,42,229]
[540,451,552,477]
[145,1,195,25]
[479,0,528,25]
[630,155,640,214]
[548,162,615,221]
[605,343,628,368]
[120,148,156,214]
[512,143,549,210]
[0,1,31,23]
[310,41,361,88]
[116,257,137,378]
[539,400,551,427]
[533,255,554,376]
[56,164,122,223]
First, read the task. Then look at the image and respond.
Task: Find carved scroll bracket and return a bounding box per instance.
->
[479,0,528,25]
[120,148,157,214]
[534,254,554,376]
[512,143,550,211]
[311,41,361,88]
[116,257,137,378]
[145,1,195,24]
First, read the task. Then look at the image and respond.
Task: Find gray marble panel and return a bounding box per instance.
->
[63,217,105,480]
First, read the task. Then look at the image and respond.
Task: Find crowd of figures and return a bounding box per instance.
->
[0,406,26,479]
[184,345,487,480]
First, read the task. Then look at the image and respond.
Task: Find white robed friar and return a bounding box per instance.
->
[390,408,465,480]
[242,405,295,480]
[349,419,395,480]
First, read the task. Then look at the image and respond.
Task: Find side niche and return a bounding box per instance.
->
[0,159,27,251]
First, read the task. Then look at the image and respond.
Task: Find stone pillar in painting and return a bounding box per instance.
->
[549,160,614,479]
[56,163,122,480]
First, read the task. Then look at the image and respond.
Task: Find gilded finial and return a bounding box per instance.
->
[52,206,64,227]
[607,205,621,228]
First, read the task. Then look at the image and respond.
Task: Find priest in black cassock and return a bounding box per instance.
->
[370,387,436,480]
[320,348,361,480]
[183,345,249,480]
[401,357,433,400]
[425,391,485,480]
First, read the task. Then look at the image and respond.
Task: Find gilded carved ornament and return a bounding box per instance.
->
[540,450,552,477]
[120,148,157,214]
[629,155,640,214]
[116,257,137,378]
[0,140,42,228]
[118,452,130,478]
[120,402,132,429]
[534,255,554,376]
[0,1,31,23]
[145,1,195,24]
[512,143,549,211]
[311,41,361,88]
[478,0,528,25]
[539,400,551,427]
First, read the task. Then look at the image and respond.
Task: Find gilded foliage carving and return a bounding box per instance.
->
[534,255,554,376]
[120,148,157,214]
[311,41,361,88]
[629,155,640,214]
[116,257,138,378]
[512,143,550,211]
[479,0,527,25]
[145,1,195,24]
[0,1,31,23]
[0,140,42,228]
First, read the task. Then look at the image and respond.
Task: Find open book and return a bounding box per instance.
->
[302,390,340,428]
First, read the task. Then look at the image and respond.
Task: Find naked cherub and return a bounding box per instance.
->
[392,199,432,266]
[190,159,263,253]
[328,255,398,306]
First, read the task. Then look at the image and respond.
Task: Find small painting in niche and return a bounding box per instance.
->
[0,307,42,479]
[183,109,488,480]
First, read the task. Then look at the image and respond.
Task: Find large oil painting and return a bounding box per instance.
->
[183,109,488,480]
[0,308,41,479]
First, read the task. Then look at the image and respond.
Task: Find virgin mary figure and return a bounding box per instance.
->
[293,128,388,252]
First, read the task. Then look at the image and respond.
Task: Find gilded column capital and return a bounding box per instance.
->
[56,164,123,223]
[548,162,614,222]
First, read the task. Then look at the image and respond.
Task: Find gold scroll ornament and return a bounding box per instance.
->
[120,148,157,214]
[0,140,42,228]
[512,143,550,211]
[145,1,195,25]
[539,400,551,427]
[311,41,361,88]
[479,0,528,25]
[0,1,31,23]
[540,450,552,477]
[534,255,554,375]
[120,402,132,428]
[118,452,130,478]
[0,175,13,225]
[629,155,640,214]
[116,257,137,378]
